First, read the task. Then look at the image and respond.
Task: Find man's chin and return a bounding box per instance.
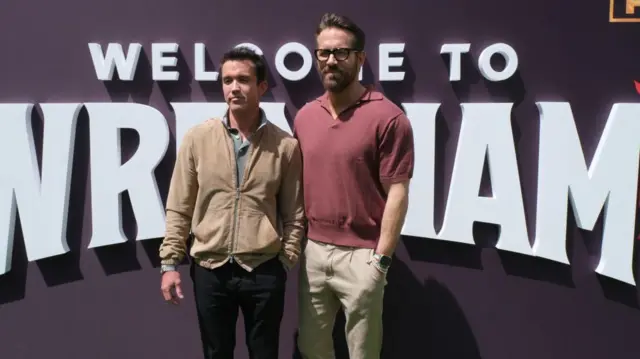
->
[324,82,348,93]
[228,103,246,110]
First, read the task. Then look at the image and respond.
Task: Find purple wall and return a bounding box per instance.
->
[1,1,640,358]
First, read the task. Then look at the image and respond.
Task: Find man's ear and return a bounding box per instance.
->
[357,51,367,68]
[258,80,268,96]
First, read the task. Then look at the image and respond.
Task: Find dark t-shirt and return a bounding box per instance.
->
[293,87,415,249]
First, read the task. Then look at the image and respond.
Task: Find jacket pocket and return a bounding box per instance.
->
[235,210,281,254]
[191,207,232,255]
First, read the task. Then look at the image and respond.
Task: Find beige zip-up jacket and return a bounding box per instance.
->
[158,117,305,271]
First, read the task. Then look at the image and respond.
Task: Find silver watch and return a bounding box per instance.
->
[373,253,392,270]
[160,264,176,273]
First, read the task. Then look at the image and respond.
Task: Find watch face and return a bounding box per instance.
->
[379,256,392,266]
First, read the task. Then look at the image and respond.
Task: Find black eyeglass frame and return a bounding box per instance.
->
[314,47,363,61]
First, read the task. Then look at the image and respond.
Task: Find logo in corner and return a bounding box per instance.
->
[610,0,640,22]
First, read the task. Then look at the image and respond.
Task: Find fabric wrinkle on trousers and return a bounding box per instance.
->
[297,239,387,359]
[191,256,287,359]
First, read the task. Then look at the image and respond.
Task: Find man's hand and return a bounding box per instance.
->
[161,271,184,304]
[372,258,388,274]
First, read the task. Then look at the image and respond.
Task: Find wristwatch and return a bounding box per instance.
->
[373,253,392,270]
[160,264,176,274]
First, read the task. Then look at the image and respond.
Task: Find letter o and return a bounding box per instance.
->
[477,43,518,82]
[274,42,312,81]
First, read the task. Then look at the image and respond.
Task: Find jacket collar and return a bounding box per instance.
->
[220,108,269,138]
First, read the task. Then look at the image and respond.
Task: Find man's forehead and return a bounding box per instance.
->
[221,60,255,76]
[316,28,354,47]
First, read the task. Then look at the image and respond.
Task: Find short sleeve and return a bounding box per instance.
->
[378,113,415,184]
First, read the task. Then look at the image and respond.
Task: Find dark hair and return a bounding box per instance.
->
[219,46,267,83]
[315,13,365,50]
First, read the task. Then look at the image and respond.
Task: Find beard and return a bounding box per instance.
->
[321,63,359,93]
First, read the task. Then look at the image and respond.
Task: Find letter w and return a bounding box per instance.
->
[0,104,81,276]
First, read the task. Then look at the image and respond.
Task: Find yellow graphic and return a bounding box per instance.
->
[610,0,640,22]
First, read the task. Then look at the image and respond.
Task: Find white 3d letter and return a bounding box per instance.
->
[0,103,81,275]
[88,43,142,81]
[534,102,640,285]
[477,43,518,82]
[439,103,531,255]
[194,43,218,81]
[379,43,405,81]
[85,103,170,248]
[440,43,471,81]
[274,42,312,81]
[151,43,179,81]
[401,103,440,238]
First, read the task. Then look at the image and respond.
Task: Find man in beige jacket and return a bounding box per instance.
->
[158,46,305,359]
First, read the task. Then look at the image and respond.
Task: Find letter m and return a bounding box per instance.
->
[534,102,640,285]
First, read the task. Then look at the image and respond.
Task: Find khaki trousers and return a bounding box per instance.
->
[297,239,387,359]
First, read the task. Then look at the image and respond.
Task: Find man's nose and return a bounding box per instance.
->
[326,54,338,65]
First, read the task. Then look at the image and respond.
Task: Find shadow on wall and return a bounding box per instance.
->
[382,258,483,359]
[402,212,640,310]
[291,257,483,359]
[583,199,640,309]
[595,246,640,310]
[0,217,28,305]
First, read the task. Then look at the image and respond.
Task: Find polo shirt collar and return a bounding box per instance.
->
[317,84,384,107]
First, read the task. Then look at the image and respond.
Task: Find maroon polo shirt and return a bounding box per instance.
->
[292,86,415,249]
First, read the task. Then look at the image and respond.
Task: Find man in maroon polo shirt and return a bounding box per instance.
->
[293,12,415,359]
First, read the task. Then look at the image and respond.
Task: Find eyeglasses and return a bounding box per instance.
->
[314,48,360,61]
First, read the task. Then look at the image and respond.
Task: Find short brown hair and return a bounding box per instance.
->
[315,13,365,50]
[219,46,267,83]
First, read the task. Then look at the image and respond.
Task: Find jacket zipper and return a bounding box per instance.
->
[228,135,238,263]
[230,186,239,263]
[231,144,253,263]
[228,136,254,264]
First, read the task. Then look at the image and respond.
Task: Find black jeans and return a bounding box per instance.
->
[191,256,287,359]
